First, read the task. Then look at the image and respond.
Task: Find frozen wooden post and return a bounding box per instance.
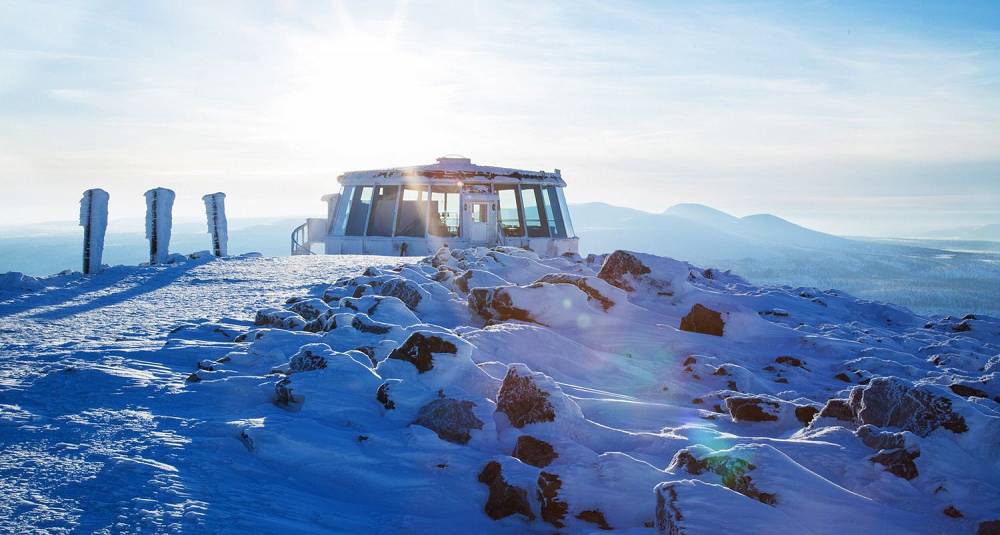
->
[144,187,176,265]
[79,188,109,274]
[202,192,228,257]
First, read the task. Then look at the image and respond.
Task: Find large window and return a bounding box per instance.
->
[344,186,373,236]
[395,185,428,237]
[542,186,567,238]
[556,188,575,238]
[366,185,398,236]
[429,186,460,237]
[519,185,549,237]
[496,185,523,237]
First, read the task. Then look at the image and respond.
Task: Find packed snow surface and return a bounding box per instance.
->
[1,248,998,534]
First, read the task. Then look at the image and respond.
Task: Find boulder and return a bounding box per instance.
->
[478,461,535,521]
[794,405,819,426]
[468,286,534,324]
[597,250,650,291]
[512,435,558,468]
[576,510,612,531]
[254,307,306,330]
[387,332,458,373]
[679,304,725,337]
[497,366,556,428]
[287,298,332,321]
[817,398,855,422]
[725,396,779,422]
[412,398,483,445]
[533,273,616,310]
[870,448,920,480]
[287,343,335,373]
[537,471,568,527]
[848,377,968,436]
[376,380,398,410]
[454,269,510,294]
[379,278,425,310]
[980,520,1000,535]
[667,448,776,506]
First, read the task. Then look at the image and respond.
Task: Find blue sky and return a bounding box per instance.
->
[1,0,999,235]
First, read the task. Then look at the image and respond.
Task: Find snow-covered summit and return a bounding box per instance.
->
[1,248,998,533]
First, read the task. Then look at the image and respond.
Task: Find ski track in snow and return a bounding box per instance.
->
[0,249,998,534]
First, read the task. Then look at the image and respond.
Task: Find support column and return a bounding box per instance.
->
[80,188,109,274]
[144,187,176,265]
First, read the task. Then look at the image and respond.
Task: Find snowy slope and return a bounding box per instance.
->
[1,249,999,534]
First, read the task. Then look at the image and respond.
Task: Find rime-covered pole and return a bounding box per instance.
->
[79,188,109,274]
[202,192,228,257]
[144,187,176,265]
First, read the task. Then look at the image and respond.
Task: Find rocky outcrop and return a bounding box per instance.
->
[576,510,613,530]
[725,396,779,422]
[817,398,855,422]
[870,448,920,480]
[794,405,819,426]
[287,343,333,373]
[254,307,306,330]
[468,286,534,324]
[413,398,483,444]
[848,378,968,436]
[287,298,331,321]
[597,250,650,292]
[537,471,568,527]
[387,332,458,373]
[667,448,776,506]
[534,273,616,310]
[512,435,558,468]
[496,367,556,428]
[376,380,398,410]
[856,425,905,451]
[379,278,424,310]
[679,304,725,337]
[478,461,534,521]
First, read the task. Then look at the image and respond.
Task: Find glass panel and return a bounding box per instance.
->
[556,188,575,237]
[472,203,488,223]
[345,186,373,236]
[520,185,549,237]
[429,186,460,237]
[395,185,428,237]
[366,185,398,236]
[496,186,523,237]
[542,187,566,238]
[333,186,355,236]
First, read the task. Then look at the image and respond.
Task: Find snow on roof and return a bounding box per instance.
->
[338,156,566,186]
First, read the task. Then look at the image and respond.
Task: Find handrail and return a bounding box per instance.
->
[290,222,315,255]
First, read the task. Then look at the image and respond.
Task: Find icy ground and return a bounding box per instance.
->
[1,249,999,534]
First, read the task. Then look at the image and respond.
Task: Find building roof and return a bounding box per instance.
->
[338,156,566,187]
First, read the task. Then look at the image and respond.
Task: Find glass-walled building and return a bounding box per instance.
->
[292,156,578,257]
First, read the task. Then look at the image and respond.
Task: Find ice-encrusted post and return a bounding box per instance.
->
[79,188,109,275]
[202,192,228,257]
[144,187,176,265]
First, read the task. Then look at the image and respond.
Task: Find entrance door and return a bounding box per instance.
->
[465,201,495,244]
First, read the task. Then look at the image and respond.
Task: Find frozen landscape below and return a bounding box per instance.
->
[1,249,999,534]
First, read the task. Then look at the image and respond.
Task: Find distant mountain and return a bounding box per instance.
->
[570,202,1000,317]
[920,223,1000,242]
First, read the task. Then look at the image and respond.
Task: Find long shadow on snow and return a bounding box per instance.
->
[25,262,203,321]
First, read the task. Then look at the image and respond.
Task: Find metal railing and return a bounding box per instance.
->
[291,223,314,255]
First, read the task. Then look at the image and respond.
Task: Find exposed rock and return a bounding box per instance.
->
[287,298,331,320]
[536,471,568,527]
[468,286,534,324]
[496,367,556,428]
[379,278,423,310]
[655,483,682,534]
[848,377,968,437]
[775,356,805,367]
[953,321,972,333]
[350,315,393,335]
[512,435,558,468]
[979,520,1000,535]
[870,448,920,480]
[834,372,853,383]
[818,398,855,422]
[413,398,483,445]
[668,449,775,506]
[943,505,963,518]
[387,332,458,373]
[287,344,332,373]
[725,397,779,422]
[254,307,306,330]
[454,269,509,294]
[679,304,725,337]
[856,425,905,451]
[376,380,399,410]
[478,461,534,521]
[576,510,612,530]
[950,383,990,399]
[273,377,302,407]
[534,273,615,310]
[597,250,650,291]
[794,405,819,426]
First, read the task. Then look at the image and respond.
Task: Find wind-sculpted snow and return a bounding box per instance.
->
[2,247,999,533]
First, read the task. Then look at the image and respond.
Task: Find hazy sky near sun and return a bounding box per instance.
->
[2,0,999,236]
